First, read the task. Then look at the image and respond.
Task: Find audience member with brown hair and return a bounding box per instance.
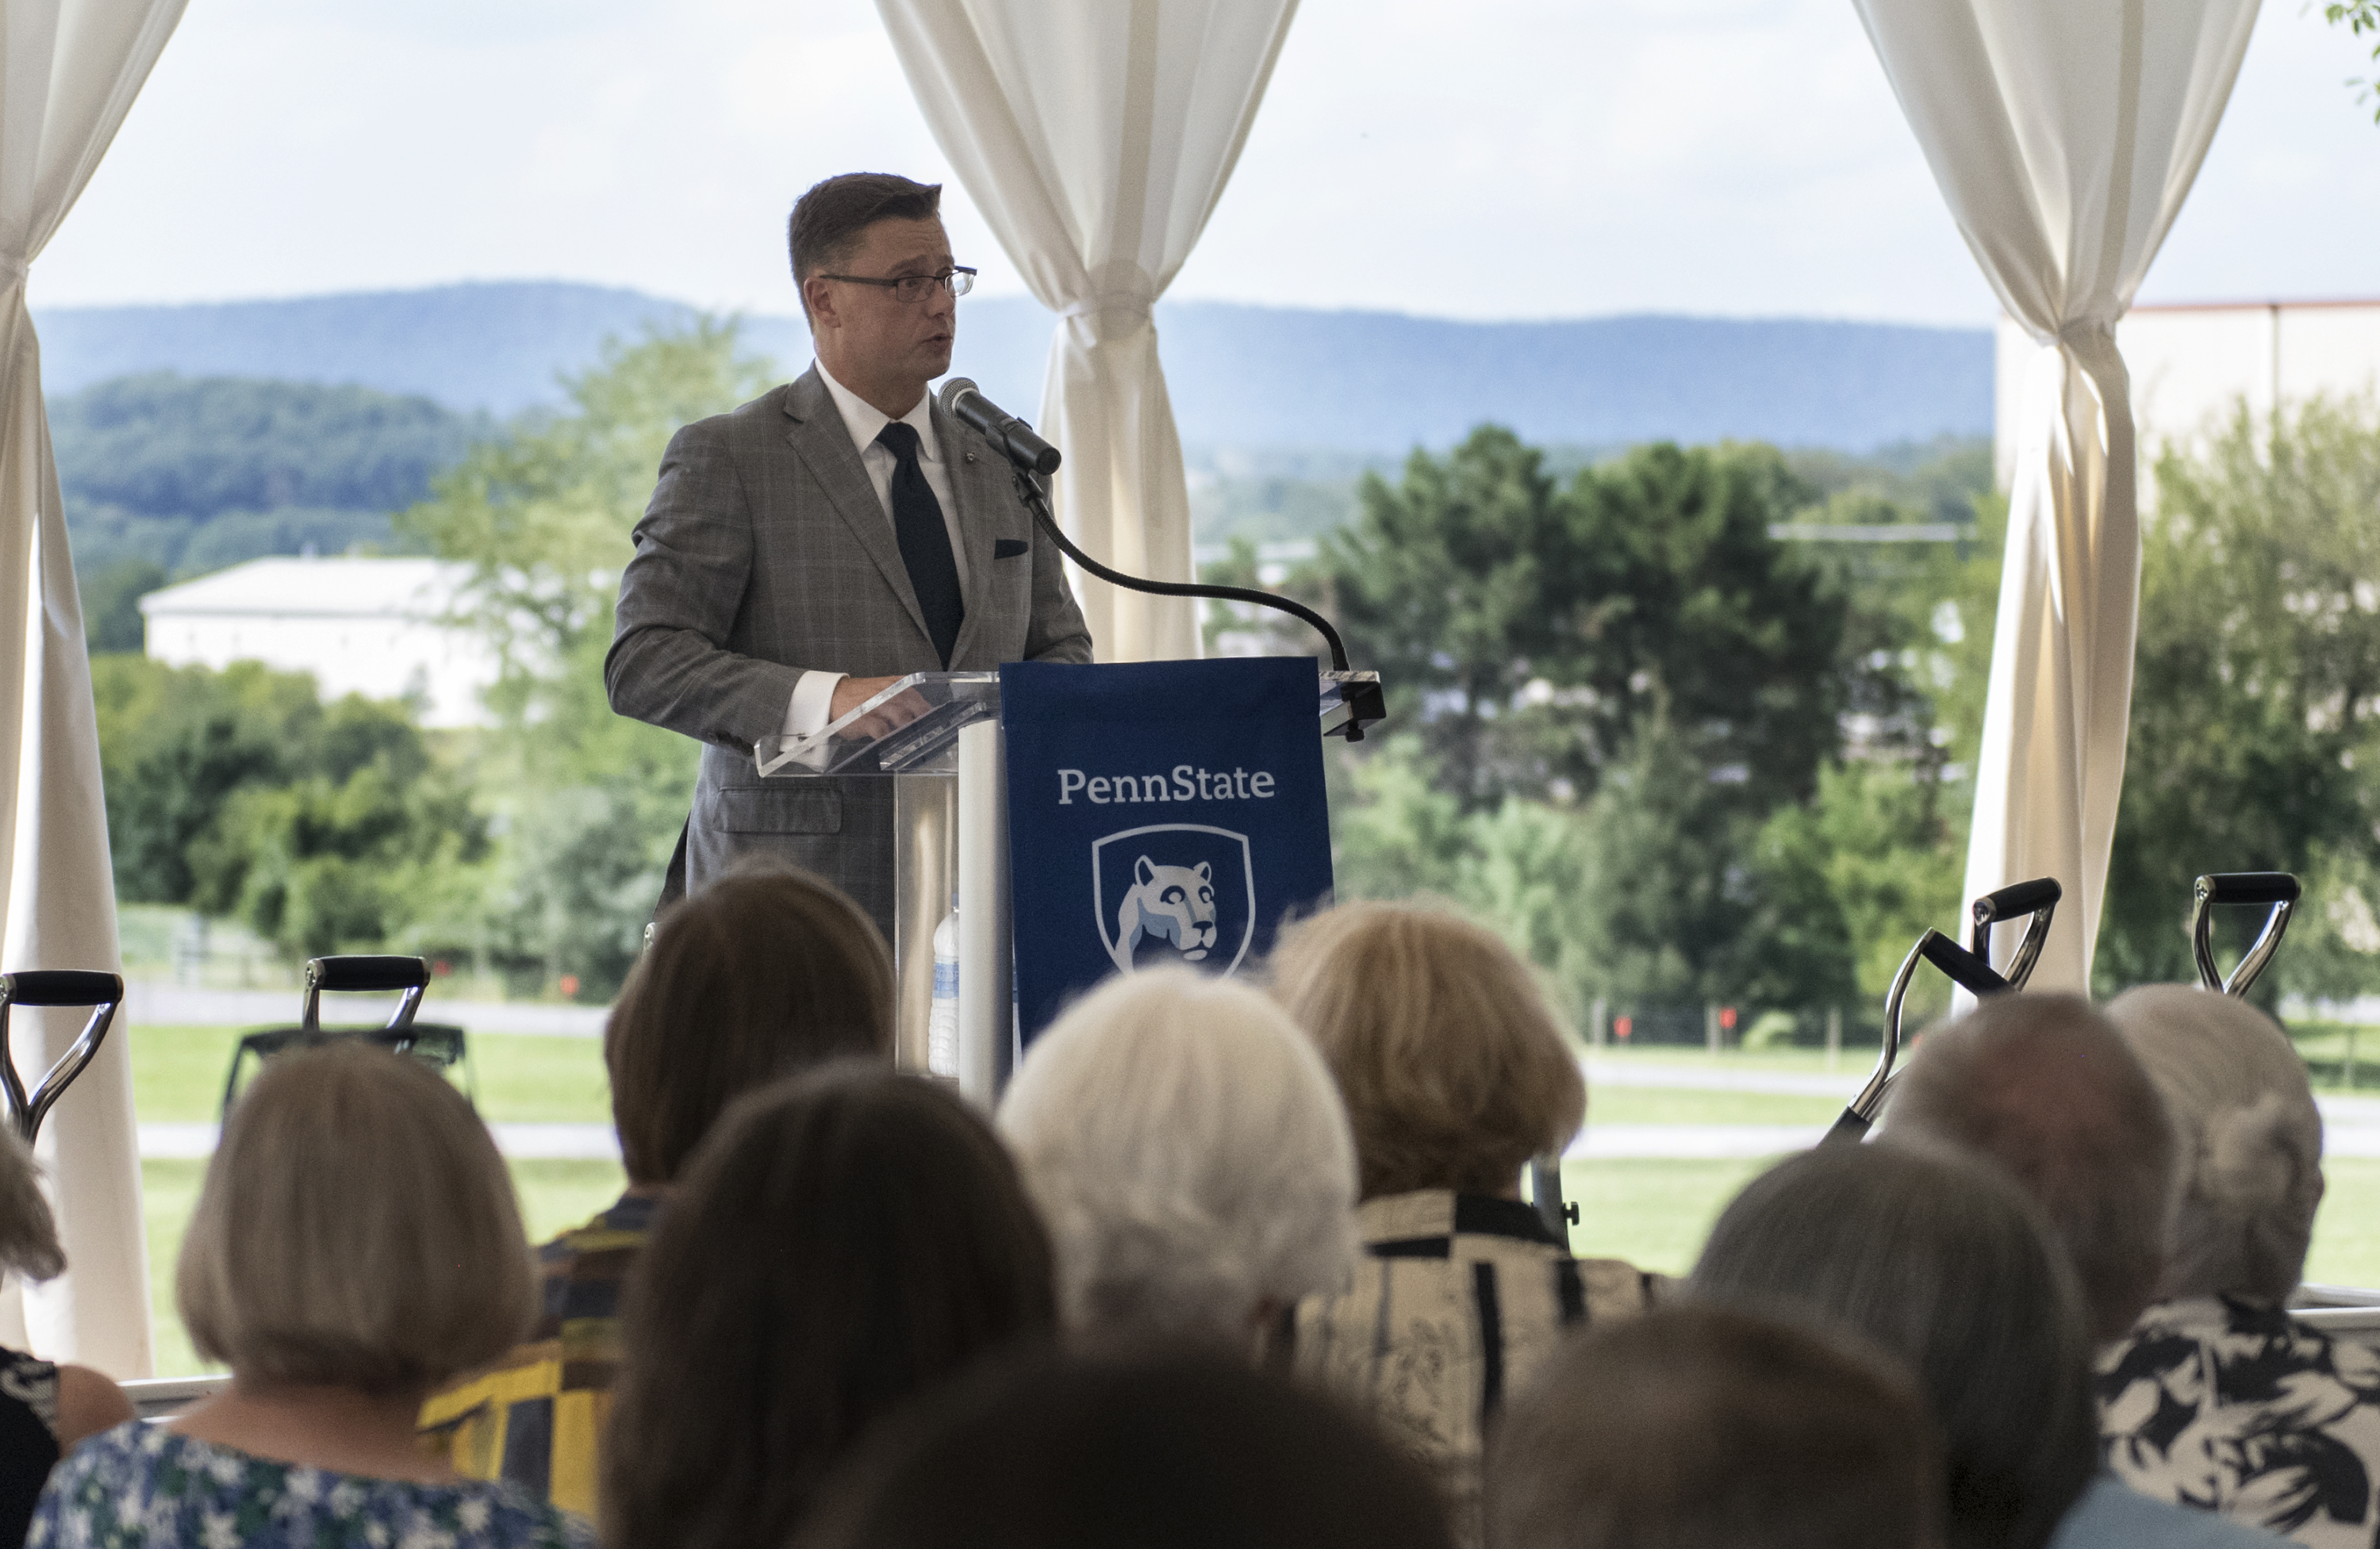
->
[997,967,1359,1351]
[420,862,893,1511]
[0,1125,130,1549]
[34,1043,584,1548]
[2098,987,2373,1549]
[602,1063,1055,1549]
[1269,901,1658,1545]
[1486,1302,1948,1549]
[795,1348,1457,1549]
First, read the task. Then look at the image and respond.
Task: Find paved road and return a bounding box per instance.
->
[139,1121,620,1161]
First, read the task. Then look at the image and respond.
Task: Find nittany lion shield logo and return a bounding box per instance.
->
[1092,824,1257,976]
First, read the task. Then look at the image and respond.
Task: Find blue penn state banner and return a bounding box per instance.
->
[1001,657,1334,1041]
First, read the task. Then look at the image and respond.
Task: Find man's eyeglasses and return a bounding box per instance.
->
[820,266,977,304]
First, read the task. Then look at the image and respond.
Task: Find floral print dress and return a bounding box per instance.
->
[2099,1294,2380,1549]
[29,1421,592,1549]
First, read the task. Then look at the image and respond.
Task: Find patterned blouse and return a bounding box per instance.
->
[420,1193,659,1516]
[2099,1294,2380,1549]
[1276,1191,1667,1549]
[30,1422,593,1549]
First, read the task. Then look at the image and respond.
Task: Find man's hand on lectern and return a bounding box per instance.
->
[830,674,930,741]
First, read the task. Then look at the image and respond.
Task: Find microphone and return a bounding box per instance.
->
[937,378,1061,475]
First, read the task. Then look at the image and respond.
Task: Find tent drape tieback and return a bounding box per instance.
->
[1852,0,2259,993]
[1042,264,1187,661]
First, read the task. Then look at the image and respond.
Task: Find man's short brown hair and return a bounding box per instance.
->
[788,172,942,317]
[606,864,895,1185]
[1268,900,1583,1200]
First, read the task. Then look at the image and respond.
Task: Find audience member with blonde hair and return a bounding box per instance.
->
[996,967,1359,1350]
[0,1126,130,1549]
[34,1042,586,1547]
[2098,986,2377,1549]
[604,1064,1054,1549]
[1487,1303,1947,1549]
[1268,901,1659,1547]
[421,863,893,1513]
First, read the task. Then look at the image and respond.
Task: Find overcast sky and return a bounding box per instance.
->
[35,0,2380,325]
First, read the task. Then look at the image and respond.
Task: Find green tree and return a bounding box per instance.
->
[94,658,325,904]
[399,319,781,998]
[2325,0,2380,122]
[2098,397,2380,995]
[82,557,165,653]
[194,703,487,960]
[1324,428,1583,807]
[1321,431,1847,815]
[92,657,485,958]
[1554,442,1846,814]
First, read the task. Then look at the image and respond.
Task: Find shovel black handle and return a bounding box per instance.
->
[1971,877,2062,926]
[2196,872,2301,907]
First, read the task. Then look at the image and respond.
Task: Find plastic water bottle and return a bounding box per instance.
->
[928,900,960,1078]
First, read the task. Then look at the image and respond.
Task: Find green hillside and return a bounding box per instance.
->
[51,373,488,649]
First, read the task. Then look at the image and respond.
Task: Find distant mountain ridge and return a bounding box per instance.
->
[33,281,1990,453]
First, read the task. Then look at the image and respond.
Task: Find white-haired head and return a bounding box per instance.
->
[2103,984,2324,1304]
[996,967,1359,1348]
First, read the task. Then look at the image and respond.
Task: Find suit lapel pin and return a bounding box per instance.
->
[965,451,978,464]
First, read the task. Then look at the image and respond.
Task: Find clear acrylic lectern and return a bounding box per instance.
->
[756,672,1008,1104]
[754,667,1383,1107]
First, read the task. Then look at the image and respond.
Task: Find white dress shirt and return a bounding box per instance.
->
[782,362,971,742]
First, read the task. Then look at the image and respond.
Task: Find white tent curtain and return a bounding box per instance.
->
[1852,0,2260,992]
[0,0,189,1377]
[877,0,1299,663]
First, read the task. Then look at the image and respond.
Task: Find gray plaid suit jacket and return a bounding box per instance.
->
[605,366,1092,937]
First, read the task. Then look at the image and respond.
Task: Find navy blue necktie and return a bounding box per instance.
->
[876,421,964,666]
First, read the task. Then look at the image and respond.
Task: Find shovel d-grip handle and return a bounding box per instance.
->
[2192,873,2300,998]
[0,971,124,1145]
[301,955,431,1033]
[1826,931,2014,1147]
[1970,877,2060,991]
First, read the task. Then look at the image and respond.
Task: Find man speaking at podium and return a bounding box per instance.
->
[607,172,1093,939]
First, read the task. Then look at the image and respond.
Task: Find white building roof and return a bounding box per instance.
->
[139,556,474,620]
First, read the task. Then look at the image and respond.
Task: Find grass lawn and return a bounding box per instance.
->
[117,1022,2380,1375]
[1557,1153,2380,1286]
[128,1026,613,1125]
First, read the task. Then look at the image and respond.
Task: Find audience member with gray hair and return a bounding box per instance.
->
[996,967,1359,1350]
[1692,1141,2281,1549]
[1486,1302,1948,1549]
[1884,992,2292,1547]
[1885,994,2175,1341]
[2098,985,2378,1549]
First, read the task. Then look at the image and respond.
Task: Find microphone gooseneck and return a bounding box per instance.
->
[937,378,1372,733]
[936,378,1359,678]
